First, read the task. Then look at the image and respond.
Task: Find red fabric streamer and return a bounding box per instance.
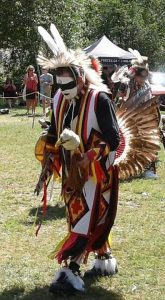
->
[35,223,41,236]
[42,179,47,215]
[56,232,80,264]
[35,179,47,236]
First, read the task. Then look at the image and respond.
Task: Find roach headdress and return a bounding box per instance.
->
[37,24,108,91]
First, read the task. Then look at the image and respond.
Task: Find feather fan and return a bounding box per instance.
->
[115,96,161,180]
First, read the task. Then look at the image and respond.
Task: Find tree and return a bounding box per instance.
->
[0,0,89,83]
[83,0,165,69]
[0,0,41,85]
[0,0,164,85]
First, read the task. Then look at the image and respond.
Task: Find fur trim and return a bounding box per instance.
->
[53,267,85,292]
[56,128,80,150]
[93,256,117,275]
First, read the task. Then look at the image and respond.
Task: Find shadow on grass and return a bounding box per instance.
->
[11,112,42,117]
[28,204,66,223]
[0,282,125,300]
[120,174,143,183]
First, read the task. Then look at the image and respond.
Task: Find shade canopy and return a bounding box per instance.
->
[85,35,135,65]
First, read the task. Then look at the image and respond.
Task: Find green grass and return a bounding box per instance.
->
[0,107,165,300]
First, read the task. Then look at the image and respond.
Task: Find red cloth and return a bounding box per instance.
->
[26,75,37,92]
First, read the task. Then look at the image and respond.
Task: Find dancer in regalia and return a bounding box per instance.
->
[34,25,161,294]
[111,50,160,179]
[35,24,120,294]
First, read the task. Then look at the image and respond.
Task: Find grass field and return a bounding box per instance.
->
[0,107,164,300]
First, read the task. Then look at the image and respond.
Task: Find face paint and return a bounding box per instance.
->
[56,76,77,100]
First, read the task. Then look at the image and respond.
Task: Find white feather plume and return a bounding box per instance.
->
[128,48,143,64]
[133,50,143,64]
[50,23,67,53]
[38,26,58,55]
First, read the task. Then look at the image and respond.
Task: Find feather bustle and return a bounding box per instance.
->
[115,95,161,179]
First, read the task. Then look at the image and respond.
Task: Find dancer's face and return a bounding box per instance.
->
[56,71,78,100]
[135,70,148,86]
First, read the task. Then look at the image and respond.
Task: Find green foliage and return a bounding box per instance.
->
[0,0,165,84]
[84,0,165,69]
[0,0,40,84]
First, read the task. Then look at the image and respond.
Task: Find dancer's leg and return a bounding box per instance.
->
[84,241,118,277]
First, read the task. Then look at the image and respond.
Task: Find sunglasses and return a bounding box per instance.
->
[57,81,76,91]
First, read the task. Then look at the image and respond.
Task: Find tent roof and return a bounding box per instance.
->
[85,35,135,65]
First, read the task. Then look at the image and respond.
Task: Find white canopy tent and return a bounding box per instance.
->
[85,35,135,65]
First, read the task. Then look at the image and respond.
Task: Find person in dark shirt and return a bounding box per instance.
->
[3,76,17,108]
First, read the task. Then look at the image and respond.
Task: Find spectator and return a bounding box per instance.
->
[3,76,17,108]
[23,65,38,114]
[40,67,53,115]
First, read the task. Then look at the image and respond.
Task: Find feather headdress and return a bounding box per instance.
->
[37,24,108,91]
[128,48,148,69]
[111,49,148,84]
